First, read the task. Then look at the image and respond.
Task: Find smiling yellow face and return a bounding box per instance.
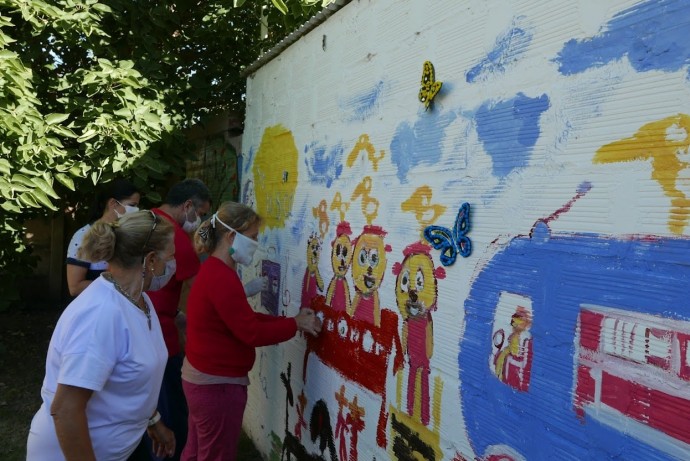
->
[395,253,437,320]
[352,232,387,296]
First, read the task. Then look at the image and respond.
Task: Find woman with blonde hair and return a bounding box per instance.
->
[28,210,177,460]
[182,201,322,461]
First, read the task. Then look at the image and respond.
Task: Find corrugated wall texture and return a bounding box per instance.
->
[239,0,690,459]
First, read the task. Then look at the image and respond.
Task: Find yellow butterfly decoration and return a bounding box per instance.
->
[418,61,442,110]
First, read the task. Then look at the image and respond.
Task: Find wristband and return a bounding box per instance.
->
[148,411,161,427]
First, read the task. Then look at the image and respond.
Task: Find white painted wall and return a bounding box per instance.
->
[240,1,690,459]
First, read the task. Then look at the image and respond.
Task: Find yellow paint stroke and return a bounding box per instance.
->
[312,199,329,239]
[252,125,299,230]
[347,134,385,171]
[401,186,447,239]
[594,114,690,234]
[351,176,379,225]
[413,368,423,421]
[330,192,350,223]
[396,367,404,409]
[432,375,443,433]
[389,369,443,458]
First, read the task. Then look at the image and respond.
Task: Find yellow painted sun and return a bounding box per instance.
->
[252,125,299,230]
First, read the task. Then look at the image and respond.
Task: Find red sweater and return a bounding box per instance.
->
[185,256,298,377]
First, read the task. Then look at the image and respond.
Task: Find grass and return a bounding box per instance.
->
[0,307,264,460]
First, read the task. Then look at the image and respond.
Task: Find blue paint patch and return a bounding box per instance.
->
[243,146,255,174]
[556,0,690,76]
[460,225,690,460]
[475,93,549,179]
[341,81,385,122]
[304,142,344,188]
[290,200,309,241]
[467,25,532,83]
[390,111,457,183]
[458,226,690,460]
[263,232,285,260]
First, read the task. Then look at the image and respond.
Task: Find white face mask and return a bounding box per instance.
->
[229,231,259,265]
[148,259,177,291]
[212,213,259,266]
[182,206,201,233]
[115,200,139,219]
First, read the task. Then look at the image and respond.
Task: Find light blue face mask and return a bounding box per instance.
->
[148,259,177,291]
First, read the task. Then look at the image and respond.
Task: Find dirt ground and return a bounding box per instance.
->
[0,308,59,461]
[0,307,264,460]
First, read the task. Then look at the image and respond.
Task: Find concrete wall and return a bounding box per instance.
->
[240,1,690,459]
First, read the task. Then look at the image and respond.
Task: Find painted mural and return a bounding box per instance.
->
[240,0,690,460]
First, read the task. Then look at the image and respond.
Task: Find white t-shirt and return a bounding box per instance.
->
[66,224,108,280]
[27,276,168,461]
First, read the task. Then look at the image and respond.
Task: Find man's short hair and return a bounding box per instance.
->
[164,178,211,207]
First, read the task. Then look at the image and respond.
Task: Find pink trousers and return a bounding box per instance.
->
[181,380,247,461]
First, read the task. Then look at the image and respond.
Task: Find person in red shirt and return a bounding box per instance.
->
[141,179,211,461]
[182,201,321,461]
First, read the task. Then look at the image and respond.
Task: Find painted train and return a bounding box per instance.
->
[460,220,690,460]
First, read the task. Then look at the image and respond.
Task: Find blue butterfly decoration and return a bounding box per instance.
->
[423,202,471,266]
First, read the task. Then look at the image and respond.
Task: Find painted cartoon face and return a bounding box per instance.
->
[511,306,532,332]
[331,234,353,277]
[395,253,437,320]
[352,233,387,295]
[306,234,321,270]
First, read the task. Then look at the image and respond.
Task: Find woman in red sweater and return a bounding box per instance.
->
[181,202,321,461]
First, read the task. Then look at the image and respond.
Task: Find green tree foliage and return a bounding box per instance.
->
[0,0,320,307]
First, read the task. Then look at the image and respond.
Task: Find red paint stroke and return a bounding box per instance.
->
[542,181,592,225]
[294,391,307,439]
[601,372,690,445]
[304,295,403,447]
[347,396,365,461]
[335,221,353,238]
[579,310,604,351]
[574,365,595,418]
[302,270,322,304]
[679,333,690,381]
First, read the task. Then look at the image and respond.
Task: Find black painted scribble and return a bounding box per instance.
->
[279,362,338,461]
[310,400,338,461]
[390,413,435,461]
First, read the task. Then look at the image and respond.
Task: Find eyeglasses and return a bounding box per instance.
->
[142,211,158,252]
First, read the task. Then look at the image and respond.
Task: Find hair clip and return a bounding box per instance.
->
[198,225,210,241]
